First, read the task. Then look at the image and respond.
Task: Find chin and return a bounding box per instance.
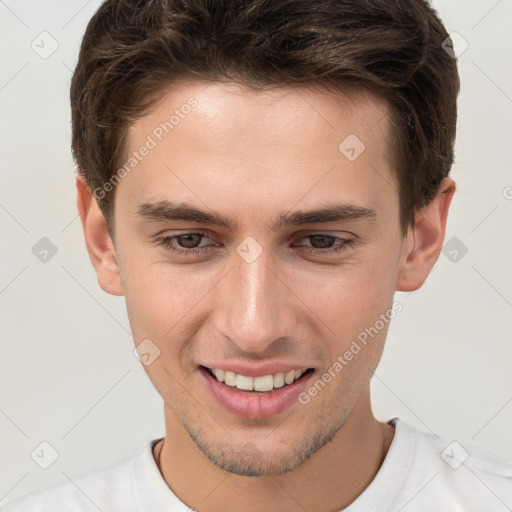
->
[185,418,343,477]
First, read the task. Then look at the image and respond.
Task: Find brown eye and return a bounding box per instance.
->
[156,232,214,254]
[307,235,338,249]
[174,233,203,248]
[297,234,354,255]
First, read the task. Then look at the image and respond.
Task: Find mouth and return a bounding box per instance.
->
[202,366,314,393]
[199,365,315,419]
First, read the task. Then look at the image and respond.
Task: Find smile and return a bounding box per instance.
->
[206,367,309,393]
[199,365,315,419]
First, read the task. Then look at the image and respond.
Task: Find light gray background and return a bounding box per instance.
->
[1,0,511,504]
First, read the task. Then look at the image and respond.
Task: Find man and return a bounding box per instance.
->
[4,0,512,510]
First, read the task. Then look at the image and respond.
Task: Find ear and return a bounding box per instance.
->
[76,175,124,296]
[396,177,456,292]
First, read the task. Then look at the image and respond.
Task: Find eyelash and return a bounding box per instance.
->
[155,231,355,256]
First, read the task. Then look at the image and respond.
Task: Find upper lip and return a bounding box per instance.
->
[201,362,314,378]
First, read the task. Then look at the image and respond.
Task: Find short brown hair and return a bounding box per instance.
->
[70,0,460,236]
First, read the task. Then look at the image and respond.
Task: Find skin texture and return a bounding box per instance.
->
[77,80,455,512]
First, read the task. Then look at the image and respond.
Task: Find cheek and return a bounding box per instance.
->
[123,262,211,399]
[289,253,398,345]
[121,254,208,348]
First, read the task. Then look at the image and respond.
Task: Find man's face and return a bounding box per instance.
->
[113,80,404,476]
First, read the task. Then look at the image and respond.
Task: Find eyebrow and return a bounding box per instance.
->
[135,200,377,231]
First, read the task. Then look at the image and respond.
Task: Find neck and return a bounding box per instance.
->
[155,389,395,512]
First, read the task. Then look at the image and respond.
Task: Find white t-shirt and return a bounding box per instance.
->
[3,417,512,511]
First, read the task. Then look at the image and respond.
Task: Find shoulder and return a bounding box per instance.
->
[1,443,149,512]
[394,418,512,510]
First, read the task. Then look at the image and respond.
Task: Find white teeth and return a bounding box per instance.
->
[284,370,295,385]
[209,367,308,392]
[273,372,285,388]
[213,369,225,382]
[253,375,274,392]
[235,374,253,391]
[224,370,236,386]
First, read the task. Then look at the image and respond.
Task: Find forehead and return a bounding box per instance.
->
[119,80,396,225]
[131,80,391,150]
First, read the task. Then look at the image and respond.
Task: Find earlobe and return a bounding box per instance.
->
[76,175,124,296]
[396,178,456,292]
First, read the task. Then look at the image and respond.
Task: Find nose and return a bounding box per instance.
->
[213,241,293,354]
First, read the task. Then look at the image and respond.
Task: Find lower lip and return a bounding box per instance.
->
[199,367,314,420]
